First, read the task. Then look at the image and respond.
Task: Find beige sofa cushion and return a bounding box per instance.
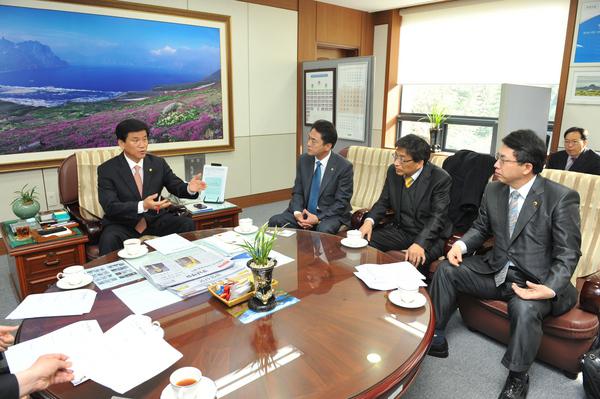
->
[540,168,600,282]
[76,149,121,221]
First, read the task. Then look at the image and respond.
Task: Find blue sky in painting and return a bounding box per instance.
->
[0,4,221,75]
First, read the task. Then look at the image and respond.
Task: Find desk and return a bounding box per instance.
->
[190,204,241,231]
[17,229,433,398]
[1,223,88,300]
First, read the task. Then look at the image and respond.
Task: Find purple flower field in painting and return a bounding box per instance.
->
[0,83,223,155]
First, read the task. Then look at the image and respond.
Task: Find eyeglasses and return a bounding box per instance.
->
[564,140,583,146]
[392,153,414,164]
[494,153,521,165]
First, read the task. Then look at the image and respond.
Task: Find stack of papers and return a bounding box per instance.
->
[197,231,249,257]
[354,262,427,291]
[145,234,195,255]
[6,290,97,319]
[6,316,182,395]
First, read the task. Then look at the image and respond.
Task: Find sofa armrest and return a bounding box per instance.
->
[350,208,396,230]
[66,205,102,243]
[580,271,600,315]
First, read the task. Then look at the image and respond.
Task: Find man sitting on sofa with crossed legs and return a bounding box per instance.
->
[429,129,582,399]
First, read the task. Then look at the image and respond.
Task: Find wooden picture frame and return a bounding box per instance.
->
[304,68,336,126]
[0,0,234,172]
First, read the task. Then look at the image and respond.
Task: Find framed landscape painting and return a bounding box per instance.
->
[0,0,234,171]
[568,70,600,104]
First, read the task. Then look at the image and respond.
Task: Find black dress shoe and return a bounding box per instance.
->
[427,337,448,358]
[498,373,529,399]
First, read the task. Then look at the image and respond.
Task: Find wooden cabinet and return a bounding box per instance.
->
[191,206,242,231]
[2,229,88,300]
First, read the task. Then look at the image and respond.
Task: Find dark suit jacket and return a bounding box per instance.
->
[366,162,453,250]
[0,373,19,399]
[546,149,600,175]
[288,152,353,225]
[98,153,199,229]
[461,176,582,315]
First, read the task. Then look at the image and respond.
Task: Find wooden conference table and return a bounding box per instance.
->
[17,229,434,399]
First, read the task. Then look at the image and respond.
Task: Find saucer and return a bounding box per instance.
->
[234,225,259,235]
[56,273,94,290]
[341,237,368,248]
[388,290,426,309]
[118,245,149,259]
[160,377,217,399]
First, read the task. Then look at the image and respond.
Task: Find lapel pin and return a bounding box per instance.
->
[533,201,538,207]
[149,168,153,172]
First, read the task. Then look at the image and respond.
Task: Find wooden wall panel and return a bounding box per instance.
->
[360,12,374,56]
[315,2,362,48]
[238,0,298,11]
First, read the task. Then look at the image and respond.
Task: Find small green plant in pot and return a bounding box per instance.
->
[11,184,41,220]
[424,105,448,152]
[238,223,281,312]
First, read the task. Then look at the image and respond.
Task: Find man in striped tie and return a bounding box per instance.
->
[358,134,452,270]
[268,120,353,234]
[429,130,582,399]
[98,119,207,255]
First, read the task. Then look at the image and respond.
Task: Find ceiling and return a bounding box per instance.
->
[317,0,448,13]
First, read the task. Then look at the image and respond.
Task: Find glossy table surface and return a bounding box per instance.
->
[17,229,434,399]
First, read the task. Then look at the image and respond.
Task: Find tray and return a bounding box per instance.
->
[209,279,279,307]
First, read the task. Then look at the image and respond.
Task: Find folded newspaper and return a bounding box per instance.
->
[136,246,233,290]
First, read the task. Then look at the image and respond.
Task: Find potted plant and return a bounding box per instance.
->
[425,105,448,152]
[11,184,40,220]
[238,223,281,312]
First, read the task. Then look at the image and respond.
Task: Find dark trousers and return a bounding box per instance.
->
[370,224,445,263]
[99,213,195,255]
[268,210,342,235]
[430,257,552,372]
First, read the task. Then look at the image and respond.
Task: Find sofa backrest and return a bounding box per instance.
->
[344,146,450,211]
[540,168,600,282]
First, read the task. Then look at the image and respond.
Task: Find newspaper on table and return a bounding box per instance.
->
[133,246,234,290]
[196,230,250,257]
[167,259,248,298]
[86,260,141,290]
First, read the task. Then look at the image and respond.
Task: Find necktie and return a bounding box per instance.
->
[495,190,521,286]
[307,161,322,214]
[405,176,414,188]
[565,156,576,170]
[133,165,147,233]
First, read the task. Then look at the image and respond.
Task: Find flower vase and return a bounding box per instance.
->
[247,258,278,312]
[12,200,40,220]
[429,128,443,152]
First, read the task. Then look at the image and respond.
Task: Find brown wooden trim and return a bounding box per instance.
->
[227,188,292,208]
[360,12,374,56]
[237,0,298,11]
[551,0,579,153]
[297,0,317,157]
[1,0,235,172]
[373,10,401,148]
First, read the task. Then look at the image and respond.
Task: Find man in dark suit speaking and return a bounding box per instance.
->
[269,120,353,234]
[358,134,452,268]
[429,130,581,399]
[98,119,206,255]
[546,126,600,175]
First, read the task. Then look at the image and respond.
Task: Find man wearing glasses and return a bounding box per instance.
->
[546,127,600,175]
[358,134,452,270]
[429,130,581,399]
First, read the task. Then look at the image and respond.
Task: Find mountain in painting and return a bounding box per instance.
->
[0,37,68,73]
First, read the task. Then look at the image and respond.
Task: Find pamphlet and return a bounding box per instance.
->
[86,260,141,290]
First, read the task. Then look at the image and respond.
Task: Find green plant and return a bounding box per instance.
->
[424,105,448,129]
[238,223,281,266]
[11,185,38,205]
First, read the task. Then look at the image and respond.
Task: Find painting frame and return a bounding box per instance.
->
[303,68,336,126]
[0,0,234,172]
[567,70,600,104]
[572,0,600,65]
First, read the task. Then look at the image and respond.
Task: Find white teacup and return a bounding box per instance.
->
[123,238,143,256]
[238,218,253,233]
[397,279,420,303]
[130,315,164,338]
[170,367,202,399]
[346,229,363,242]
[56,265,85,286]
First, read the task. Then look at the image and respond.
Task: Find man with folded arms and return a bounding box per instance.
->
[429,130,581,399]
[0,325,74,398]
[546,126,600,175]
[98,118,207,255]
[358,134,452,269]
[269,119,353,234]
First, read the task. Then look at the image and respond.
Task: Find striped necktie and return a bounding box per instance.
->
[495,190,521,286]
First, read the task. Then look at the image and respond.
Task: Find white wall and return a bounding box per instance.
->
[0,0,298,221]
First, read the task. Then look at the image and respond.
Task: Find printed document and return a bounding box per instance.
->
[113,280,182,314]
[6,289,97,319]
[354,262,427,291]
